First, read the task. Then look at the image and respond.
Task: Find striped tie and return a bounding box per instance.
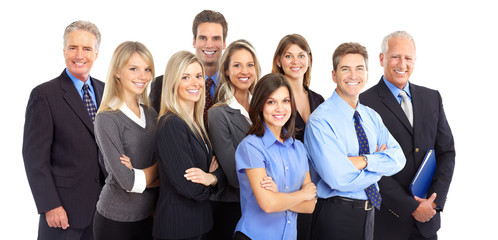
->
[354,110,382,210]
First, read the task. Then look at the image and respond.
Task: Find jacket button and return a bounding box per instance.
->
[95,178,100,183]
[415,148,420,153]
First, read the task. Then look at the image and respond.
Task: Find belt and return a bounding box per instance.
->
[321,196,373,211]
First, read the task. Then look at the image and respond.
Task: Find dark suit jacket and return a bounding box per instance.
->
[359,78,455,238]
[154,112,225,239]
[295,86,325,142]
[208,104,251,202]
[22,70,105,229]
[149,75,163,113]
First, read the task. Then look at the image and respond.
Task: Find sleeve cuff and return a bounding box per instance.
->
[127,169,146,193]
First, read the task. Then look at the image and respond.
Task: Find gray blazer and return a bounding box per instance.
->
[208,105,251,202]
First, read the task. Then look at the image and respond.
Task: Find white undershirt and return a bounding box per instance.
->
[120,102,146,193]
[227,95,252,124]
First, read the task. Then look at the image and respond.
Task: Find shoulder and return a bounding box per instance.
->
[142,105,158,119]
[208,104,228,117]
[411,83,440,98]
[95,110,122,127]
[307,88,325,103]
[30,75,62,96]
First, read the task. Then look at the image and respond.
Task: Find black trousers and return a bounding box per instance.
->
[93,211,153,240]
[310,198,375,240]
[38,213,94,240]
[211,201,241,240]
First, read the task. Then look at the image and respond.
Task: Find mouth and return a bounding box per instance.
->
[273,114,286,120]
[290,67,302,72]
[346,82,360,86]
[394,69,407,74]
[73,61,86,66]
[187,89,200,94]
[133,82,146,88]
[238,77,250,82]
[203,50,216,55]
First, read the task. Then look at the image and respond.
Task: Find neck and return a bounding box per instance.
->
[204,65,218,78]
[180,99,196,121]
[288,76,305,93]
[234,89,250,111]
[123,91,139,109]
[267,125,284,143]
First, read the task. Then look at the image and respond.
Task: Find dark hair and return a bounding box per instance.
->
[192,10,228,42]
[271,34,313,87]
[248,73,296,140]
[332,42,368,71]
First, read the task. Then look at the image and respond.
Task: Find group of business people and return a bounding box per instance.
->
[22,9,455,240]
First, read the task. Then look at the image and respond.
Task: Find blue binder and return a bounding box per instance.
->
[409,148,436,198]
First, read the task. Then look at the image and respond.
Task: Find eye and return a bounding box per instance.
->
[266,99,275,105]
[84,47,92,51]
[283,98,291,103]
[196,74,203,79]
[233,64,240,68]
[284,55,291,59]
[357,67,364,71]
[299,54,306,58]
[129,67,137,71]
[199,36,207,41]
[182,76,190,80]
[213,36,221,41]
[248,63,254,68]
[145,68,151,72]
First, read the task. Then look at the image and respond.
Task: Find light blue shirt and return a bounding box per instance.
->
[235,124,309,240]
[207,71,219,97]
[66,68,97,106]
[383,76,412,104]
[304,90,406,200]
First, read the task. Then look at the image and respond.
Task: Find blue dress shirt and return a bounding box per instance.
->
[304,90,406,200]
[235,124,309,240]
[207,71,219,98]
[383,76,412,104]
[66,68,97,106]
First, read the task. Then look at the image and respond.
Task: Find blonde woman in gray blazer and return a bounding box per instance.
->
[207,40,262,239]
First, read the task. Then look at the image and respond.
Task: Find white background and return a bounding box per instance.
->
[1,0,496,239]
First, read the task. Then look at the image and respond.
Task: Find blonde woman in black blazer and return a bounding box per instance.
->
[153,51,225,240]
[207,40,261,239]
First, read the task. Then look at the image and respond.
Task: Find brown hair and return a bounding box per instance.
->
[247,73,296,140]
[332,42,369,71]
[271,34,312,87]
[192,10,228,42]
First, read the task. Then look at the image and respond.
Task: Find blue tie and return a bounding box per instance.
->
[82,83,97,123]
[354,111,382,210]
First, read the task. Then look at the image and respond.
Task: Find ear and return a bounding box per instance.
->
[331,69,337,83]
[276,58,281,68]
[379,53,385,67]
[193,37,196,48]
[223,40,227,50]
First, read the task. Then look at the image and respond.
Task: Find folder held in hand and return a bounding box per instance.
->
[409,148,436,198]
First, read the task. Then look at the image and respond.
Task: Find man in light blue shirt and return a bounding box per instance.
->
[304,42,406,240]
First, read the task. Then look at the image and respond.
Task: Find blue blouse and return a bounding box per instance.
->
[235,124,309,240]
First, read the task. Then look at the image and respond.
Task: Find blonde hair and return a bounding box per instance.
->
[213,39,261,106]
[159,51,209,143]
[98,41,154,113]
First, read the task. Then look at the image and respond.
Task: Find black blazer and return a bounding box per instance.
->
[22,70,105,228]
[295,86,325,142]
[154,112,225,239]
[360,78,455,238]
[149,75,163,113]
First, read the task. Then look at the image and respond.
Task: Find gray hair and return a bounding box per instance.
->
[381,31,415,55]
[63,20,101,50]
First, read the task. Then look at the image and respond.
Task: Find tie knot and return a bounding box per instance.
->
[205,78,214,89]
[82,83,90,91]
[399,90,408,99]
[354,110,361,121]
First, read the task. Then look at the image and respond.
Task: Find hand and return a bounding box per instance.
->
[376,144,387,152]
[300,182,317,201]
[120,154,133,170]
[45,206,69,229]
[412,193,437,222]
[209,156,219,173]
[260,176,278,192]
[185,168,217,186]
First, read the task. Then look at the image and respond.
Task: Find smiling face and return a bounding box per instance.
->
[333,53,368,108]
[116,53,152,100]
[380,37,416,89]
[63,30,99,81]
[263,86,292,138]
[193,22,226,68]
[226,49,256,94]
[277,44,309,82]
[178,62,205,106]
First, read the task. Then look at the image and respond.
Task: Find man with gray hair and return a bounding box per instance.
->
[360,31,455,240]
[23,20,106,240]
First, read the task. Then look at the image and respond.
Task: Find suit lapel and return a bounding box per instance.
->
[59,71,95,135]
[410,84,424,134]
[224,106,250,133]
[91,77,104,109]
[377,79,413,135]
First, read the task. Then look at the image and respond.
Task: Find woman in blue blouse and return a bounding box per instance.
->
[234,73,316,240]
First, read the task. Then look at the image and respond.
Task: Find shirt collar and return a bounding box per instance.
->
[382,75,411,98]
[330,90,369,123]
[119,101,146,128]
[66,68,93,91]
[261,122,294,148]
[227,94,252,124]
